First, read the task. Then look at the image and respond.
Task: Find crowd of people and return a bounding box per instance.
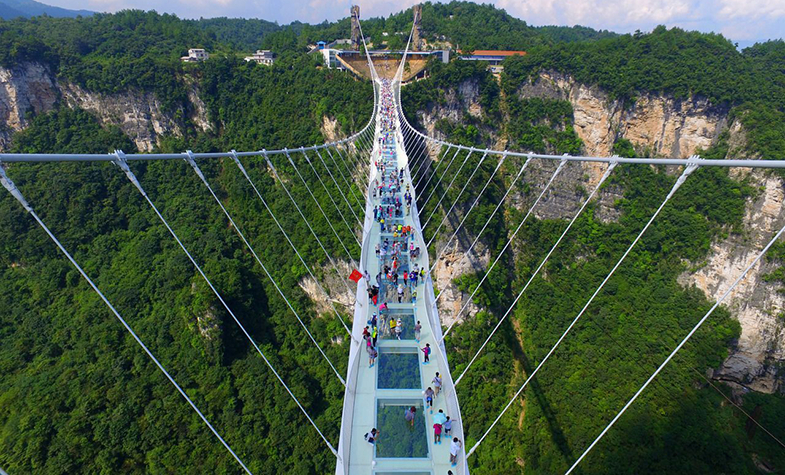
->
[363,79,462,470]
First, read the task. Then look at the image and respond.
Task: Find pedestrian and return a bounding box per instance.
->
[404,406,416,427]
[396,317,403,340]
[403,271,408,285]
[450,438,462,466]
[389,317,397,337]
[367,344,377,367]
[362,326,370,341]
[424,387,434,413]
[421,343,430,364]
[444,416,453,436]
[375,243,380,256]
[432,372,442,397]
[433,420,442,444]
[397,283,404,303]
[412,290,417,304]
[364,428,379,445]
[433,409,447,427]
[372,326,378,347]
[414,320,422,342]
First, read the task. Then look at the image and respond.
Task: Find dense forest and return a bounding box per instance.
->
[400,23,785,475]
[0,2,784,474]
[0,9,372,474]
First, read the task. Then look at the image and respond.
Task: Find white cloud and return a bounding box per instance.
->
[496,0,693,30]
[39,0,785,42]
[717,0,785,20]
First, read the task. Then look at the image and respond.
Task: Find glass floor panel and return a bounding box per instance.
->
[379,313,416,340]
[377,347,421,389]
[376,399,429,459]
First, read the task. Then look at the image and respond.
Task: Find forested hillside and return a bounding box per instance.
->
[0,9,372,474]
[0,2,784,475]
[401,26,785,475]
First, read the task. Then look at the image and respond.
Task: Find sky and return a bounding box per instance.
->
[43,0,785,44]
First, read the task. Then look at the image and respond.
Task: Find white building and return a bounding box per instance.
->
[244,50,275,66]
[321,48,346,70]
[181,48,208,62]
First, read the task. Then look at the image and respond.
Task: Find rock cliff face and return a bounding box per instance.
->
[516,71,729,159]
[0,63,59,150]
[0,62,210,152]
[680,171,785,394]
[415,70,785,394]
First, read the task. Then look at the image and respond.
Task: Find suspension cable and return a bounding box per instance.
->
[429,152,507,263]
[314,148,363,225]
[419,148,466,213]
[0,162,255,475]
[112,152,341,455]
[301,149,363,242]
[454,161,618,384]
[419,146,459,194]
[427,152,490,248]
[465,160,699,459]
[229,152,353,338]
[264,154,355,296]
[324,147,365,212]
[330,144,367,199]
[565,205,785,474]
[432,155,531,300]
[441,158,568,341]
[185,152,346,385]
[414,141,445,186]
[283,150,358,268]
[422,150,481,230]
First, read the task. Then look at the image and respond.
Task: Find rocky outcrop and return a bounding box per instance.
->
[0,62,211,152]
[298,259,357,316]
[517,71,729,159]
[60,83,183,152]
[0,62,59,150]
[680,171,785,394]
[416,69,785,394]
[430,241,487,327]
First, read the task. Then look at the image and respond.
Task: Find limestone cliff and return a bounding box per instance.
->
[416,69,785,395]
[0,62,210,152]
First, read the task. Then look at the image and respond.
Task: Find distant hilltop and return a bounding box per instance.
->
[0,0,93,20]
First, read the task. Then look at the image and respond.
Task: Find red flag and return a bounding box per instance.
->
[349,269,363,283]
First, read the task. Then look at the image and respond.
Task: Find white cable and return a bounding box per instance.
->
[465,160,700,458]
[283,150,358,268]
[185,153,346,385]
[454,161,618,384]
[112,153,341,456]
[0,162,254,474]
[301,149,363,242]
[427,152,492,249]
[330,144,367,199]
[432,155,531,298]
[422,150,480,230]
[264,154,355,296]
[324,147,365,212]
[415,143,451,190]
[441,158,568,340]
[314,148,363,226]
[565,174,784,474]
[229,152,353,338]
[419,147,464,212]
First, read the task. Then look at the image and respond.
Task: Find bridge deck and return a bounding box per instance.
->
[336,80,468,474]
